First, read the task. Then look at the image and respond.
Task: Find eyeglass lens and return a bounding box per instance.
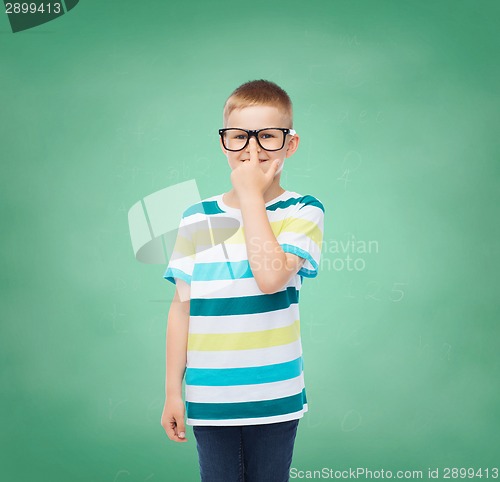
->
[222,129,285,151]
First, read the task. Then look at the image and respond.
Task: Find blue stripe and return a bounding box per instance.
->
[298,195,325,213]
[190,286,299,316]
[186,356,303,386]
[193,260,253,281]
[281,244,319,278]
[186,388,307,420]
[163,267,191,285]
[265,196,302,211]
[265,194,325,213]
[182,194,324,218]
[183,200,224,218]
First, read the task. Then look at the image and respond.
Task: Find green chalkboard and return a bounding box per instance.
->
[1,1,498,480]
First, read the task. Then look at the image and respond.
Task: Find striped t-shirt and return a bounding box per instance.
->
[163,189,325,426]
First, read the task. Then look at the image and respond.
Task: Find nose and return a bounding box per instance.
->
[246,135,261,151]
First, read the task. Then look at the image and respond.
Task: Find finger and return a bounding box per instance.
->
[166,417,188,442]
[176,419,187,440]
[165,421,178,441]
[168,427,187,442]
[248,137,259,164]
[173,416,188,442]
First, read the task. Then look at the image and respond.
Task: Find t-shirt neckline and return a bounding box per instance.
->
[218,190,290,214]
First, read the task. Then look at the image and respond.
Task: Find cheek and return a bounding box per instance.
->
[275,159,285,175]
[227,156,239,170]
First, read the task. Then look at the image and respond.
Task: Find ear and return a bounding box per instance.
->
[219,137,230,158]
[285,133,300,158]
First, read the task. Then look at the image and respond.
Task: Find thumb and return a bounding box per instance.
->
[177,420,186,439]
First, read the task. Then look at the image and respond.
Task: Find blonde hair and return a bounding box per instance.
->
[223,79,293,128]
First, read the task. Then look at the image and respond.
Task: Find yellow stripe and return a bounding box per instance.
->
[277,217,323,248]
[218,222,282,245]
[172,235,196,257]
[222,219,322,250]
[188,319,301,351]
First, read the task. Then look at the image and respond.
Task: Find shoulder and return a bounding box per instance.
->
[181,193,224,220]
[286,191,325,214]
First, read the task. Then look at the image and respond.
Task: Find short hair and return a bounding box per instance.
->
[223,79,293,128]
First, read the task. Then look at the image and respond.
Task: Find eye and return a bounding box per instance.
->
[228,132,246,140]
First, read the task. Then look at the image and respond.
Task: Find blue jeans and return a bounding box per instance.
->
[192,419,300,482]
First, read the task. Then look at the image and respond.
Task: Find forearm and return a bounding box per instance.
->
[240,193,287,293]
[165,303,189,399]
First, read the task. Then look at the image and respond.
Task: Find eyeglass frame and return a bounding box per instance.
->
[218,127,296,152]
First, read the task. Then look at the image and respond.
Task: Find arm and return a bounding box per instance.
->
[240,194,305,294]
[161,279,190,443]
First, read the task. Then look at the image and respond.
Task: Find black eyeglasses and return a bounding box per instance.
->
[219,127,296,152]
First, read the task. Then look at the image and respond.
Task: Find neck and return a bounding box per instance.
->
[225,184,285,207]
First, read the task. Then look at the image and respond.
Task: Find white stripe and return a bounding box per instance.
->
[185,374,305,403]
[182,211,207,223]
[211,204,298,223]
[191,275,299,298]
[187,340,303,368]
[187,405,308,426]
[188,304,300,334]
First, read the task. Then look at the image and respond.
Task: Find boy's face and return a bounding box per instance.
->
[220,105,299,175]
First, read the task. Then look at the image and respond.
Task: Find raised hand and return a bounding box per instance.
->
[230,137,282,200]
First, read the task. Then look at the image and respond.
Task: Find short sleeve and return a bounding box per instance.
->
[163,213,196,286]
[276,195,325,279]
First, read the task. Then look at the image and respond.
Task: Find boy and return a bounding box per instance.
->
[161,79,325,482]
